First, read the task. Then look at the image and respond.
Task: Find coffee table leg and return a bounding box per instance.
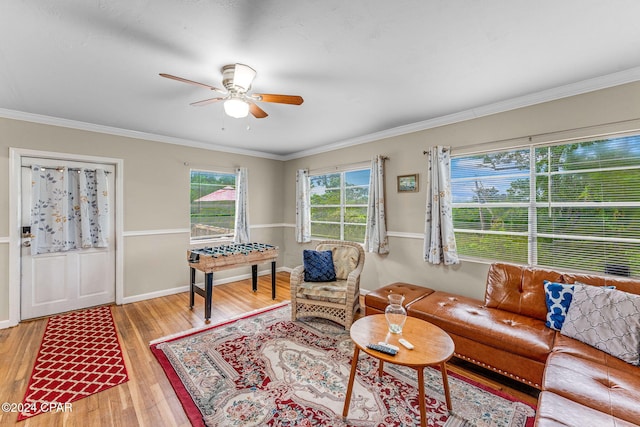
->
[417,367,427,427]
[342,346,360,419]
[440,362,452,412]
[378,360,384,379]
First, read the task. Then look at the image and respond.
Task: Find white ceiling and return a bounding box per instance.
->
[2,1,640,160]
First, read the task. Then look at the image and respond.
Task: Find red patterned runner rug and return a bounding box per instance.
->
[151,304,536,427]
[18,305,129,420]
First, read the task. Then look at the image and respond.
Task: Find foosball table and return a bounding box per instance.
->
[187,242,279,322]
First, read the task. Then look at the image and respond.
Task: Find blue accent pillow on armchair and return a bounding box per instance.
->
[303,250,337,282]
[544,280,576,331]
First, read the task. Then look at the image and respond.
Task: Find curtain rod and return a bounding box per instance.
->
[423,117,640,157]
[423,148,449,155]
[22,165,111,174]
[309,156,388,175]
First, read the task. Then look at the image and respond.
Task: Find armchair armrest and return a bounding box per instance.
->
[290,265,305,285]
[290,265,306,299]
[346,261,364,292]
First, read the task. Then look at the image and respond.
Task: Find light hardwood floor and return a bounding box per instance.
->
[0,272,537,426]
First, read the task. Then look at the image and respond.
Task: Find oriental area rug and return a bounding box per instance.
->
[18,305,129,420]
[151,303,535,427]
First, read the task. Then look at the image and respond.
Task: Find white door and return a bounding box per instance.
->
[20,157,116,319]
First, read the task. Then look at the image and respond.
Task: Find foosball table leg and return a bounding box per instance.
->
[251,265,258,292]
[271,261,276,300]
[204,272,213,323]
[189,267,195,309]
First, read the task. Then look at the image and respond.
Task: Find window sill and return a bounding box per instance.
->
[190,237,234,246]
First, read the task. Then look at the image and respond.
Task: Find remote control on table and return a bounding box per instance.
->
[378,342,399,351]
[366,343,397,356]
[398,338,414,350]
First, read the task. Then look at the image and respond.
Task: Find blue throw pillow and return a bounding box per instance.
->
[544,281,576,331]
[303,250,337,282]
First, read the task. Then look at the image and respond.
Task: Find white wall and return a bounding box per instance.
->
[283,81,640,300]
[2,81,639,324]
[0,117,285,323]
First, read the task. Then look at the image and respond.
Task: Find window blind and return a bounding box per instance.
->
[451,135,640,277]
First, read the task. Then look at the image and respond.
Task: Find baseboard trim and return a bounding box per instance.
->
[121,267,291,305]
[0,319,18,329]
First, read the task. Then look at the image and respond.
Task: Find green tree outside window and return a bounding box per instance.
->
[451,136,640,277]
[310,168,370,243]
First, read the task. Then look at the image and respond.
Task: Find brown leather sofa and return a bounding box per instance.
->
[364,263,640,426]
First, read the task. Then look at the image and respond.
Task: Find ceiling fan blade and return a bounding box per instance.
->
[253,94,304,105]
[248,101,268,119]
[159,73,226,94]
[190,97,225,107]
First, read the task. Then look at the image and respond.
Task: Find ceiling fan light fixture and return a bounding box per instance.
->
[233,64,257,91]
[224,98,249,118]
[222,63,256,92]
[161,64,301,120]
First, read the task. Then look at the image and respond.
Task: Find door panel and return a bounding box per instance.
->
[30,255,69,304]
[79,251,113,297]
[21,157,116,320]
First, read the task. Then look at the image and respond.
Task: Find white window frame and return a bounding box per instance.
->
[451,135,640,276]
[309,164,371,243]
[189,169,237,242]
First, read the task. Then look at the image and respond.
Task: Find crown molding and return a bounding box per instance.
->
[0,108,284,161]
[2,66,640,162]
[281,66,640,160]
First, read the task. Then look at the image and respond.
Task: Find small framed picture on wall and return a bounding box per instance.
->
[397,174,419,192]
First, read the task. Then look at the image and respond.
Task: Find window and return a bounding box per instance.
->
[309,168,371,243]
[190,170,236,240]
[451,135,640,277]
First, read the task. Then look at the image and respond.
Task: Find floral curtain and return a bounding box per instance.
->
[31,166,109,255]
[295,169,311,243]
[364,155,389,253]
[234,167,250,243]
[424,146,459,265]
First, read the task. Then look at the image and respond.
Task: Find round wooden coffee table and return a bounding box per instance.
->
[342,314,455,427]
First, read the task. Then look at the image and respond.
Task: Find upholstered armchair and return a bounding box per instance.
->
[290,240,365,329]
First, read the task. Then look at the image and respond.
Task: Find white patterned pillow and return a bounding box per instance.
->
[560,285,640,365]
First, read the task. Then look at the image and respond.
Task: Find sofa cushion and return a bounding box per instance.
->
[561,285,640,365]
[535,391,639,427]
[543,281,575,331]
[303,250,336,282]
[408,291,555,363]
[364,283,434,314]
[484,263,563,321]
[562,272,640,296]
[552,333,640,373]
[296,280,347,304]
[542,352,640,425]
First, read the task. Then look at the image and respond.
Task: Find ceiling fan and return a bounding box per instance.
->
[160,63,303,119]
